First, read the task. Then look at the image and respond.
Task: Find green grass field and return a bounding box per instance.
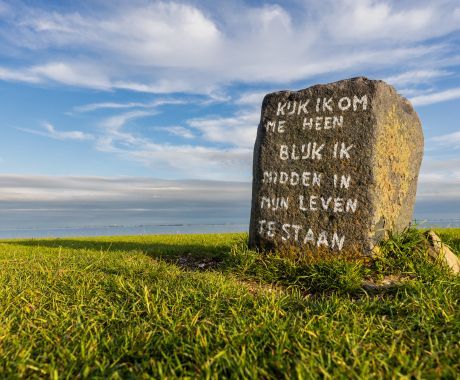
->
[0,229,459,378]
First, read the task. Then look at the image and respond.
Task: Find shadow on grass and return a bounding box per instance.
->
[4,227,449,297]
[2,237,238,270]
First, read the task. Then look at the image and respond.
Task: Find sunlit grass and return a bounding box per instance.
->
[0,229,459,378]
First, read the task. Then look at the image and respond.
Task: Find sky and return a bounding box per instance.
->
[0,0,460,232]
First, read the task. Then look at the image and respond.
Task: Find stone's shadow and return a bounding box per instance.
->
[5,234,450,297]
[2,238,235,271]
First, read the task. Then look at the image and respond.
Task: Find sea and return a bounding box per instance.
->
[0,201,458,239]
[0,200,251,239]
[0,223,249,239]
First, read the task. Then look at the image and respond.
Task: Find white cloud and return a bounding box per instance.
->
[411,87,460,105]
[124,146,252,180]
[99,111,153,133]
[0,62,111,89]
[94,110,253,180]
[74,102,147,113]
[161,126,196,139]
[384,69,450,86]
[15,105,255,180]
[417,157,460,201]
[18,122,94,141]
[432,131,460,148]
[0,1,458,94]
[112,79,198,94]
[397,87,434,97]
[187,111,259,149]
[0,66,41,83]
[2,0,460,185]
[324,0,456,43]
[106,3,221,68]
[0,63,209,94]
[30,62,111,89]
[0,174,251,202]
[10,1,222,68]
[73,98,186,113]
[235,91,267,106]
[453,7,460,23]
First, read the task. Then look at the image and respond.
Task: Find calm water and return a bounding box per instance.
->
[0,199,251,239]
[0,200,459,239]
[0,223,248,239]
[2,221,459,239]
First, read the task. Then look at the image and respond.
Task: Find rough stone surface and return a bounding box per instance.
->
[249,77,424,253]
[362,275,409,293]
[425,231,460,275]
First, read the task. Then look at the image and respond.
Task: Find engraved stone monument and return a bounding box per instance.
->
[249,77,424,253]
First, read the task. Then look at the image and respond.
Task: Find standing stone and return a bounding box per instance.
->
[249,77,424,253]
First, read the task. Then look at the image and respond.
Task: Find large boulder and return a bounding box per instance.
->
[249,77,424,253]
[425,231,460,275]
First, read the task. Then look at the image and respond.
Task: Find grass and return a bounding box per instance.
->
[0,229,459,378]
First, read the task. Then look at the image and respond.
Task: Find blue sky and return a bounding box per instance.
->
[0,0,460,228]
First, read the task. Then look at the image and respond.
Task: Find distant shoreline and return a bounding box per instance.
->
[0,220,459,239]
[0,223,249,239]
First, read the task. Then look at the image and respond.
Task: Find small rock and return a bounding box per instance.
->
[425,231,460,275]
[362,275,408,292]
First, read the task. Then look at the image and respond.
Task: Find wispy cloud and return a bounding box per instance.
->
[411,87,460,105]
[73,99,187,113]
[384,69,450,86]
[323,1,455,43]
[0,62,111,89]
[0,1,459,94]
[18,122,94,141]
[0,174,250,202]
[235,91,268,106]
[31,62,110,89]
[397,87,434,97]
[2,0,460,189]
[0,66,41,83]
[15,104,256,180]
[432,131,460,148]
[93,110,253,180]
[75,102,146,113]
[187,112,259,149]
[417,157,460,201]
[160,126,196,139]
